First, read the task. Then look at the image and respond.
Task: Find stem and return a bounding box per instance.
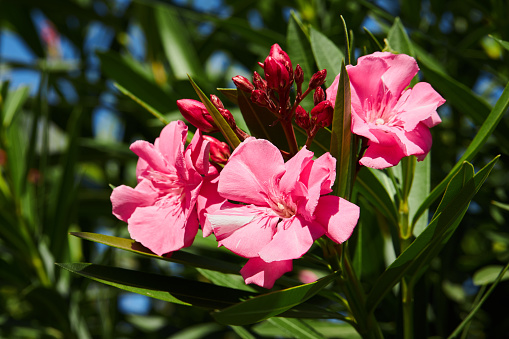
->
[402,278,414,339]
[281,118,298,156]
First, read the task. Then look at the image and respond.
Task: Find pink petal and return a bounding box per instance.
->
[130,140,171,174]
[279,146,313,194]
[372,52,418,97]
[196,174,226,237]
[314,195,359,244]
[240,257,293,289]
[158,121,187,166]
[360,141,406,169]
[218,138,285,206]
[209,205,277,258]
[258,216,325,262]
[187,129,210,176]
[395,82,445,131]
[395,123,433,160]
[111,179,158,222]
[128,204,199,256]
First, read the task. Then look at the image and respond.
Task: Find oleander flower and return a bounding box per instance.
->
[110,120,213,256]
[207,138,359,288]
[327,52,445,169]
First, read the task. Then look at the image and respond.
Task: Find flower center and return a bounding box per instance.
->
[375,118,385,125]
[266,178,297,219]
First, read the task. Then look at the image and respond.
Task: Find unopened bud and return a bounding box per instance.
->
[219,108,236,129]
[310,101,333,128]
[313,87,325,106]
[232,75,254,93]
[177,99,218,133]
[269,44,293,71]
[258,61,264,69]
[253,71,267,91]
[295,64,304,86]
[210,94,225,110]
[295,105,311,130]
[309,69,327,90]
[251,89,269,107]
[203,135,230,164]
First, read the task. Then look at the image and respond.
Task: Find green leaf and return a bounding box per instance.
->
[217,88,239,105]
[386,17,415,56]
[235,88,288,150]
[363,27,383,51]
[330,61,354,199]
[196,268,257,292]
[165,323,224,339]
[188,76,241,149]
[97,51,175,115]
[230,326,256,339]
[57,263,255,309]
[263,318,326,339]
[408,155,431,236]
[490,35,509,52]
[366,157,499,313]
[473,265,509,286]
[309,27,344,86]
[212,272,338,325]
[154,4,201,80]
[1,85,30,127]
[70,232,241,274]
[355,168,399,227]
[114,83,169,125]
[412,81,509,227]
[254,319,360,339]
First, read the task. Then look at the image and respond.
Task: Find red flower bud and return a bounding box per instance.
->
[309,69,327,90]
[295,64,304,86]
[310,101,333,128]
[253,71,267,91]
[203,135,230,164]
[295,105,311,130]
[210,94,225,110]
[232,75,254,93]
[176,99,218,133]
[219,108,236,129]
[264,56,291,91]
[269,44,293,71]
[313,87,325,106]
[251,89,269,107]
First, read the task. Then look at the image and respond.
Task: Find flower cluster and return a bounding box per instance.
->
[111,45,444,288]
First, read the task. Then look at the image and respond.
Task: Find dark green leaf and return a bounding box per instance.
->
[254,319,360,339]
[115,83,169,125]
[309,27,344,86]
[212,272,338,325]
[330,61,354,199]
[217,88,239,105]
[263,318,326,339]
[490,35,509,52]
[412,81,509,227]
[473,265,509,286]
[366,157,498,313]
[57,263,254,309]
[386,17,415,56]
[70,232,241,274]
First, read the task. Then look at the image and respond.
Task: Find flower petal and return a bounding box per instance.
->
[196,174,226,237]
[187,129,210,176]
[209,205,277,258]
[128,204,199,256]
[258,216,324,262]
[240,257,293,289]
[218,138,285,206]
[374,52,418,96]
[314,195,359,244]
[279,146,313,194]
[111,179,158,222]
[359,141,406,169]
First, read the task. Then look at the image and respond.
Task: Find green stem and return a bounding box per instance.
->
[402,278,414,339]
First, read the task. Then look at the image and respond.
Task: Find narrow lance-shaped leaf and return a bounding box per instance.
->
[385,17,415,56]
[330,61,353,199]
[412,81,509,227]
[114,83,169,125]
[309,26,344,87]
[188,75,241,149]
[57,263,255,309]
[2,85,30,128]
[366,157,499,313]
[212,272,339,325]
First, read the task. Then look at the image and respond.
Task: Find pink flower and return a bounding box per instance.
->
[207,138,359,288]
[110,121,213,256]
[327,52,445,169]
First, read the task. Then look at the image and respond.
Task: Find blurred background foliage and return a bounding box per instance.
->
[0,0,508,338]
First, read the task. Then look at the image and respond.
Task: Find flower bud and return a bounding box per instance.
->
[295,105,311,130]
[295,64,304,86]
[210,94,225,110]
[264,56,291,91]
[232,75,254,93]
[310,101,333,128]
[309,69,327,90]
[219,108,236,129]
[203,135,230,164]
[313,87,325,106]
[253,71,267,91]
[251,89,269,107]
[269,44,293,71]
[176,99,218,133]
